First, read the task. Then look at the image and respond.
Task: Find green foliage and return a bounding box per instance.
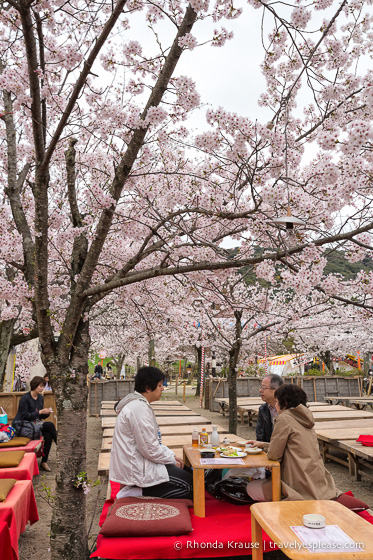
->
[323,251,373,280]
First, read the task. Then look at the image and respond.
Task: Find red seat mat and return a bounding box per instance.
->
[92,498,276,559]
[91,487,373,560]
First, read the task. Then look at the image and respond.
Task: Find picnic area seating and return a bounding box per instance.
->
[0,430,43,558]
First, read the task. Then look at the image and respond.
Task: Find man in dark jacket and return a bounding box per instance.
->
[256,374,284,442]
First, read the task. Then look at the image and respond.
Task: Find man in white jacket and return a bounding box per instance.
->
[109,366,193,499]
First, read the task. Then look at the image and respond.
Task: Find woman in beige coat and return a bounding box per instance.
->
[246,384,340,502]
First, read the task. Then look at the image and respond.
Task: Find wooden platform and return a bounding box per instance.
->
[100,408,195,417]
[103,423,228,438]
[101,415,212,429]
[98,447,184,476]
[101,432,244,452]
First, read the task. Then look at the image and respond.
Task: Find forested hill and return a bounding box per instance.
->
[323,250,373,280]
[233,248,373,282]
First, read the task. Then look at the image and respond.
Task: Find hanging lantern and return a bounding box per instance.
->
[272,207,306,230]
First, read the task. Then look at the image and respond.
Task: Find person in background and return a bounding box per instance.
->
[43,374,52,391]
[13,376,57,472]
[106,363,114,380]
[246,384,340,502]
[256,374,284,443]
[110,366,193,499]
[93,363,103,380]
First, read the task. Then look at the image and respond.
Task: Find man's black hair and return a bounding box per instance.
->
[135,366,165,393]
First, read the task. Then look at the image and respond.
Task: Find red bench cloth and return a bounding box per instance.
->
[0,521,12,560]
[0,480,39,560]
[92,498,275,559]
[0,439,42,454]
[0,453,39,481]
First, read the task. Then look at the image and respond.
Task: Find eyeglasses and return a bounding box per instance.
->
[259,385,271,390]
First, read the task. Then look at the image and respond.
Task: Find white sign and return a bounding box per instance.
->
[290,354,311,368]
[99,350,106,359]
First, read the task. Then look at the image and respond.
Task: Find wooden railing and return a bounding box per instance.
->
[0,391,57,427]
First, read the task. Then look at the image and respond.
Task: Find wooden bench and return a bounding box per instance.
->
[101,415,212,429]
[103,423,229,438]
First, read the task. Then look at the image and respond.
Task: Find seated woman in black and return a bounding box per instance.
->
[13,375,57,472]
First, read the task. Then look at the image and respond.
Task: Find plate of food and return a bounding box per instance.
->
[219,446,247,458]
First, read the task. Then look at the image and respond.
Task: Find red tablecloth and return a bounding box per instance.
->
[0,521,12,560]
[0,453,39,481]
[0,439,42,454]
[0,480,39,560]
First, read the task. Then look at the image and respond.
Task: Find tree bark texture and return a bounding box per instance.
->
[0,319,16,390]
[228,311,242,434]
[50,319,90,560]
[195,345,202,398]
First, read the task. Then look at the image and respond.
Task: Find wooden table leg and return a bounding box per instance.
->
[192,469,205,517]
[251,509,263,560]
[271,465,281,501]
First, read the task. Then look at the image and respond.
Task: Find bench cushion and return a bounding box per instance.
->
[100,497,193,537]
[0,451,25,468]
[335,492,369,512]
[0,479,17,501]
[0,437,31,448]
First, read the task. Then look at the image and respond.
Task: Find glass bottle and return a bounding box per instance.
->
[192,428,199,447]
[210,425,219,448]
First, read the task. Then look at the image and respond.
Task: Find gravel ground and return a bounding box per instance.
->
[18,390,373,560]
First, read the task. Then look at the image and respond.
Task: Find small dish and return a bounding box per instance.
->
[303,514,325,529]
[245,447,263,454]
[200,450,215,459]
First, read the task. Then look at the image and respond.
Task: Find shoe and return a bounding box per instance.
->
[40,462,51,472]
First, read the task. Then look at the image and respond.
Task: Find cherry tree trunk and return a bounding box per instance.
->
[228,311,243,434]
[0,319,15,390]
[195,346,202,397]
[50,320,90,560]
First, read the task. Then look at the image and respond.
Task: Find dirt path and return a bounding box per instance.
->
[18,395,373,560]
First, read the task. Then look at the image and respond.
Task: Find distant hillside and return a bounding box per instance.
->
[233,247,373,283]
[323,250,373,280]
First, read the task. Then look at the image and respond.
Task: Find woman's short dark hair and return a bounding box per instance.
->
[30,376,46,391]
[135,366,165,393]
[274,384,307,410]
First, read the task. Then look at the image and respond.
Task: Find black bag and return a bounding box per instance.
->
[13,419,43,440]
[208,477,254,506]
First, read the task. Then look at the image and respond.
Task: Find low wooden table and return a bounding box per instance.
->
[251,499,373,560]
[182,444,281,518]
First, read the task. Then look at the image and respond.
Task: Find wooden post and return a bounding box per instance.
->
[175,375,178,396]
[313,378,317,402]
[183,382,186,403]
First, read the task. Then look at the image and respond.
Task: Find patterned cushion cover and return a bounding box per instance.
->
[99,497,193,537]
[0,479,17,501]
[0,450,25,468]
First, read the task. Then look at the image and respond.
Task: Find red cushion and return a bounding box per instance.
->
[99,497,193,537]
[335,493,370,512]
[356,435,373,446]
